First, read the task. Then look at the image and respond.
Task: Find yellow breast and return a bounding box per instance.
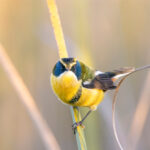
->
[50,71,81,103]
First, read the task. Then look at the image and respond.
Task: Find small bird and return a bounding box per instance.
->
[50,57,134,131]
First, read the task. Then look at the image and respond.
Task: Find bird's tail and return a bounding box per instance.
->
[83,67,134,91]
[110,67,135,82]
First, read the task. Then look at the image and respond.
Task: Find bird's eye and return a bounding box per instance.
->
[53,61,67,76]
[71,61,82,79]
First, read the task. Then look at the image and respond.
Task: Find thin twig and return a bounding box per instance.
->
[98,95,128,149]
[0,44,60,150]
[112,65,150,150]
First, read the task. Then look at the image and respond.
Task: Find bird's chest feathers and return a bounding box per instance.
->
[51,72,81,102]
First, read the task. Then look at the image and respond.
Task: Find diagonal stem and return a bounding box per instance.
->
[0,44,60,150]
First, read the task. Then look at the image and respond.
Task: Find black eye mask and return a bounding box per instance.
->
[53,61,67,77]
[71,61,82,80]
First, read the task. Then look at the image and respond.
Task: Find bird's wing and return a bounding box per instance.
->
[82,72,116,91]
[82,67,135,91]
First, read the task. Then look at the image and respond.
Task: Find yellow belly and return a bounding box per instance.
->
[50,72,104,109]
[74,87,104,110]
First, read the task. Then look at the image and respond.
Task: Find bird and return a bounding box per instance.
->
[50,57,134,132]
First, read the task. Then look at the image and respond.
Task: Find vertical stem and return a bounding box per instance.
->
[47,0,68,58]
[46,0,87,149]
[71,107,87,150]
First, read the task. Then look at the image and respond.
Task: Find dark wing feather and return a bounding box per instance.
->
[82,67,134,91]
[83,73,116,91]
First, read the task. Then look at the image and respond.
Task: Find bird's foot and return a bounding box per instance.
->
[72,121,85,134]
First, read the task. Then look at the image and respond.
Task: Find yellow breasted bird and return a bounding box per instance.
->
[50,57,134,131]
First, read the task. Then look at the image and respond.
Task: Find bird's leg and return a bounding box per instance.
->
[72,109,92,134]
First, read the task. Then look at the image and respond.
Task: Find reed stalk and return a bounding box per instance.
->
[46,0,87,149]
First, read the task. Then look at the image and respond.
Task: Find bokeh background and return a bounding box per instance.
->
[0,0,150,150]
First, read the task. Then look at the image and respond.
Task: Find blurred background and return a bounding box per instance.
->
[0,0,150,150]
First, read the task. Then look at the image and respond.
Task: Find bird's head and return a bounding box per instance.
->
[52,57,82,80]
[51,58,82,101]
